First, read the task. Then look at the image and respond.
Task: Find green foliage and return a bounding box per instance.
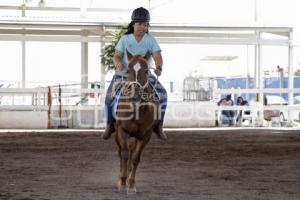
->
[101,24,127,72]
[295,68,300,76]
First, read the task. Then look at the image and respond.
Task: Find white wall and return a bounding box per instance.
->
[0,111,48,129]
[0,102,216,129]
[164,102,216,127]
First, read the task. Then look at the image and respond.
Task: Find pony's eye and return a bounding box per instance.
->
[145,70,149,74]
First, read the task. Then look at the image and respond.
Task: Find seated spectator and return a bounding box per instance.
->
[236,96,250,124]
[237,96,249,106]
[217,94,235,126]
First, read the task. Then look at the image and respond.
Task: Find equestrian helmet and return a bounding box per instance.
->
[131,7,150,22]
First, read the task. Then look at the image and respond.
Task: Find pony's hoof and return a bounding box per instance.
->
[127,187,137,194]
[117,181,126,193]
[118,186,126,193]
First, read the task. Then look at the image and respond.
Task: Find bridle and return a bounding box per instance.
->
[122,66,158,102]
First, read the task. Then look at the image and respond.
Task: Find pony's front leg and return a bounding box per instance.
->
[116,128,129,192]
[127,137,137,178]
[127,130,152,194]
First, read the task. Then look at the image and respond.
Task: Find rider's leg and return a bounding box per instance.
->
[149,75,167,141]
[102,77,116,140]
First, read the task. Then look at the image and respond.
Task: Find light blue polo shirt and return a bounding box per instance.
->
[115,33,161,76]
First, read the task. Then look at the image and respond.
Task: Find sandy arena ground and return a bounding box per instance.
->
[0,129,300,200]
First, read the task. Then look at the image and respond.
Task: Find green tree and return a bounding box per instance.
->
[295,68,300,76]
[101,24,127,72]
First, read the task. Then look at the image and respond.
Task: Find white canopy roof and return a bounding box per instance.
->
[0,16,293,45]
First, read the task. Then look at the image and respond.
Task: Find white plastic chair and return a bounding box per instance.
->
[239,102,260,127]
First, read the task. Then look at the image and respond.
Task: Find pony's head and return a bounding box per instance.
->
[126,50,151,87]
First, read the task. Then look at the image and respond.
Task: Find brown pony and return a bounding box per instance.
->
[115,51,160,193]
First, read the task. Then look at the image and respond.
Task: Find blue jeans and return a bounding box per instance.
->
[104,74,167,125]
[222,110,235,124]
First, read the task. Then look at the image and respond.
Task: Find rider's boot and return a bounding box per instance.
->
[102,124,115,140]
[153,123,167,141]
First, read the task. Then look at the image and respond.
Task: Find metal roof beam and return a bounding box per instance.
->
[0,18,293,44]
[0,29,95,36]
[0,34,101,42]
[151,32,255,38]
[0,5,131,12]
[156,37,290,46]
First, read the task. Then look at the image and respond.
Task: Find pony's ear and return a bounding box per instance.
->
[126,50,133,61]
[143,51,151,60]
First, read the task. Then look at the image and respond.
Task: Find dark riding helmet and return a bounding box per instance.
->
[131,7,150,22]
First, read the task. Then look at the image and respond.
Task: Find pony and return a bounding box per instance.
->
[114,51,160,193]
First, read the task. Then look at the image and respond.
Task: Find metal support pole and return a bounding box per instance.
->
[21,41,26,88]
[254,45,258,90]
[253,0,258,89]
[246,45,250,100]
[21,2,26,88]
[257,32,264,125]
[81,42,88,105]
[81,42,88,89]
[100,39,106,125]
[100,38,106,102]
[288,31,294,123]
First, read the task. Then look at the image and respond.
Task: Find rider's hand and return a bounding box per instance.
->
[155,66,162,76]
[116,62,124,71]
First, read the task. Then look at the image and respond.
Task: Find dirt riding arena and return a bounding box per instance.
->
[0,129,299,200]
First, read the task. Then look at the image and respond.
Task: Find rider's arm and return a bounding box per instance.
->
[152,51,163,76]
[113,50,124,70]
